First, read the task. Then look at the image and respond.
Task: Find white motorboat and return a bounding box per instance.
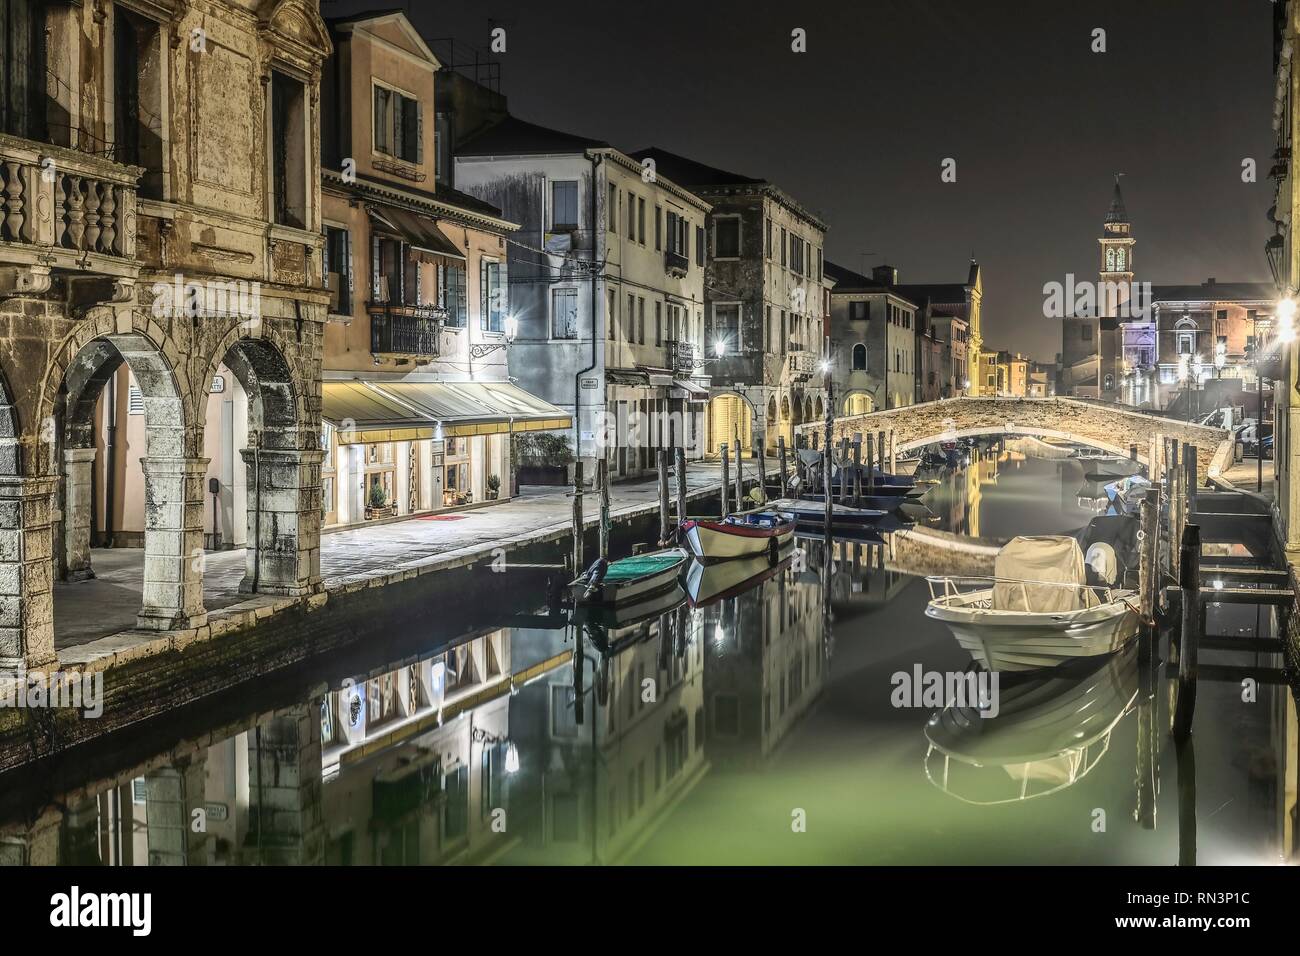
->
[925,532,1141,671]
[1074,452,1141,480]
[679,511,795,562]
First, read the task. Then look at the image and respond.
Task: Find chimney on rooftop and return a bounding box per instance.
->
[872,265,897,286]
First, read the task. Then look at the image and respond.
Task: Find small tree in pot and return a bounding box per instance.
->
[486,473,501,500]
[366,483,392,519]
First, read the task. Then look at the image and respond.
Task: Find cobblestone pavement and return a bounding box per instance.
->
[52,462,768,649]
[1217,457,1275,502]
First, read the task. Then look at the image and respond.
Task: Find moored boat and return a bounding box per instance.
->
[570,548,689,606]
[925,528,1141,671]
[1074,452,1142,480]
[679,511,796,562]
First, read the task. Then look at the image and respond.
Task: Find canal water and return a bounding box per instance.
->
[2,445,1295,866]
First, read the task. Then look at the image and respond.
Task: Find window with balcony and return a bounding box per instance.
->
[715,216,741,259]
[113,8,164,199]
[552,287,578,339]
[271,70,307,228]
[373,84,421,164]
[0,0,48,141]
[551,180,578,231]
[480,258,508,332]
[324,225,352,315]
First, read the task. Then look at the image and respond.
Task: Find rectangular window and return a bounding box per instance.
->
[638,296,646,344]
[655,300,662,346]
[627,192,636,240]
[654,206,662,250]
[324,225,352,315]
[715,217,741,258]
[765,219,772,259]
[607,183,617,232]
[441,263,467,327]
[552,287,578,339]
[113,9,163,199]
[849,301,867,321]
[0,0,49,141]
[373,84,422,164]
[709,304,741,355]
[607,289,616,338]
[551,180,578,230]
[696,225,704,266]
[780,227,787,266]
[271,71,307,228]
[627,294,635,340]
[480,259,507,332]
[638,197,646,244]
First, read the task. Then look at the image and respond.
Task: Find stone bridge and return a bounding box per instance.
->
[796,396,1233,484]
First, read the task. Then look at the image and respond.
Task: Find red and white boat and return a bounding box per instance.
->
[679,511,796,562]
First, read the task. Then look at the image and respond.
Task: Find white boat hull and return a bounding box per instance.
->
[926,588,1141,671]
[682,523,793,561]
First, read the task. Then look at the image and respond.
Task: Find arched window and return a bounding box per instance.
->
[1116,248,1126,271]
[852,343,867,370]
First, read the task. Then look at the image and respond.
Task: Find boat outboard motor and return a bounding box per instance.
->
[1085,542,1119,586]
[580,557,609,602]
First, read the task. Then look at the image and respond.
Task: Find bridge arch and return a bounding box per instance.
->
[800,396,1233,484]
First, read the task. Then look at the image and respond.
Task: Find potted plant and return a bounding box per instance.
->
[515,433,575,486]
[365,483,394,519]
[485,473,501,500]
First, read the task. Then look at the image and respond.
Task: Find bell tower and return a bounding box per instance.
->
[1099,173,1135,317]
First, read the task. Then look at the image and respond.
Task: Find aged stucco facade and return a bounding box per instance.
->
[0,0,332,669]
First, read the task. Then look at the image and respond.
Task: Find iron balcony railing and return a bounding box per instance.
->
[369,302,447,356]
[664,248,689,276]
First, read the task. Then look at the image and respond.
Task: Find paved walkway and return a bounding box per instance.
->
[1216,456,1275,503]
[52,461,767,651]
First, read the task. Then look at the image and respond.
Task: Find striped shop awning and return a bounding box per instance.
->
[323,380,571,445]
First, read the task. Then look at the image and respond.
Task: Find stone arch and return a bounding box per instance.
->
[815,396,824,419]
[842,391,873,416]
[205,329,321,596]
[706,390,755,457]
[42,311,206,632]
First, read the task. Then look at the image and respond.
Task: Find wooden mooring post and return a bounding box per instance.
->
[852,433,863,507]
[1138,486,1160,621]
[1182,443,1198,517]
[719,443,730,516]
[674,446,688,530]
[657,449,671,545]
[1172,522,1201,742]
[757,435,768,502]
[734,439,744,509]
[888,428,896,473]
[865,432,876,495]
[572,460,585,573]
[777,436,789,496]
[597,458,610,561]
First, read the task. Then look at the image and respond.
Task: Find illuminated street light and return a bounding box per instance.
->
[714,338,727,358]
[1279,296,1296,342]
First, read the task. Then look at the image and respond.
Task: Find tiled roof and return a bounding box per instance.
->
[458,115,608,156]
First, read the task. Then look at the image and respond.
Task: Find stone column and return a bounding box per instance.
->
[144,756,208,865]
[0,475,58,671]
[239,448,323,595]
[0,807,63,866]
[245,703,324,864]
[62,448,96,581]
[137,456,208,632]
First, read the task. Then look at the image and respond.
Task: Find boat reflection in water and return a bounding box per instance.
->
[3,451,1296,866]
[924,643,1140,804]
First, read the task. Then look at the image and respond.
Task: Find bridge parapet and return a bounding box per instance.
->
[796,396,1232,484]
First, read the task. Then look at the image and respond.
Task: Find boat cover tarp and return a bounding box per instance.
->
[603,553,683,582]
[993,536,1086,612]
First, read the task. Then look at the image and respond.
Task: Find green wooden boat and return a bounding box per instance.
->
[570,548,689,606]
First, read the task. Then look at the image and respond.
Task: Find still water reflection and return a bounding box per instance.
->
[2,446,1296,865]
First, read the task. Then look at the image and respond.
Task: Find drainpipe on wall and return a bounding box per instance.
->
[575,152,603,485]
[251,433,262,593]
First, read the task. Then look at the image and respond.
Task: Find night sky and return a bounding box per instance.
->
[327,0,1277,362]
